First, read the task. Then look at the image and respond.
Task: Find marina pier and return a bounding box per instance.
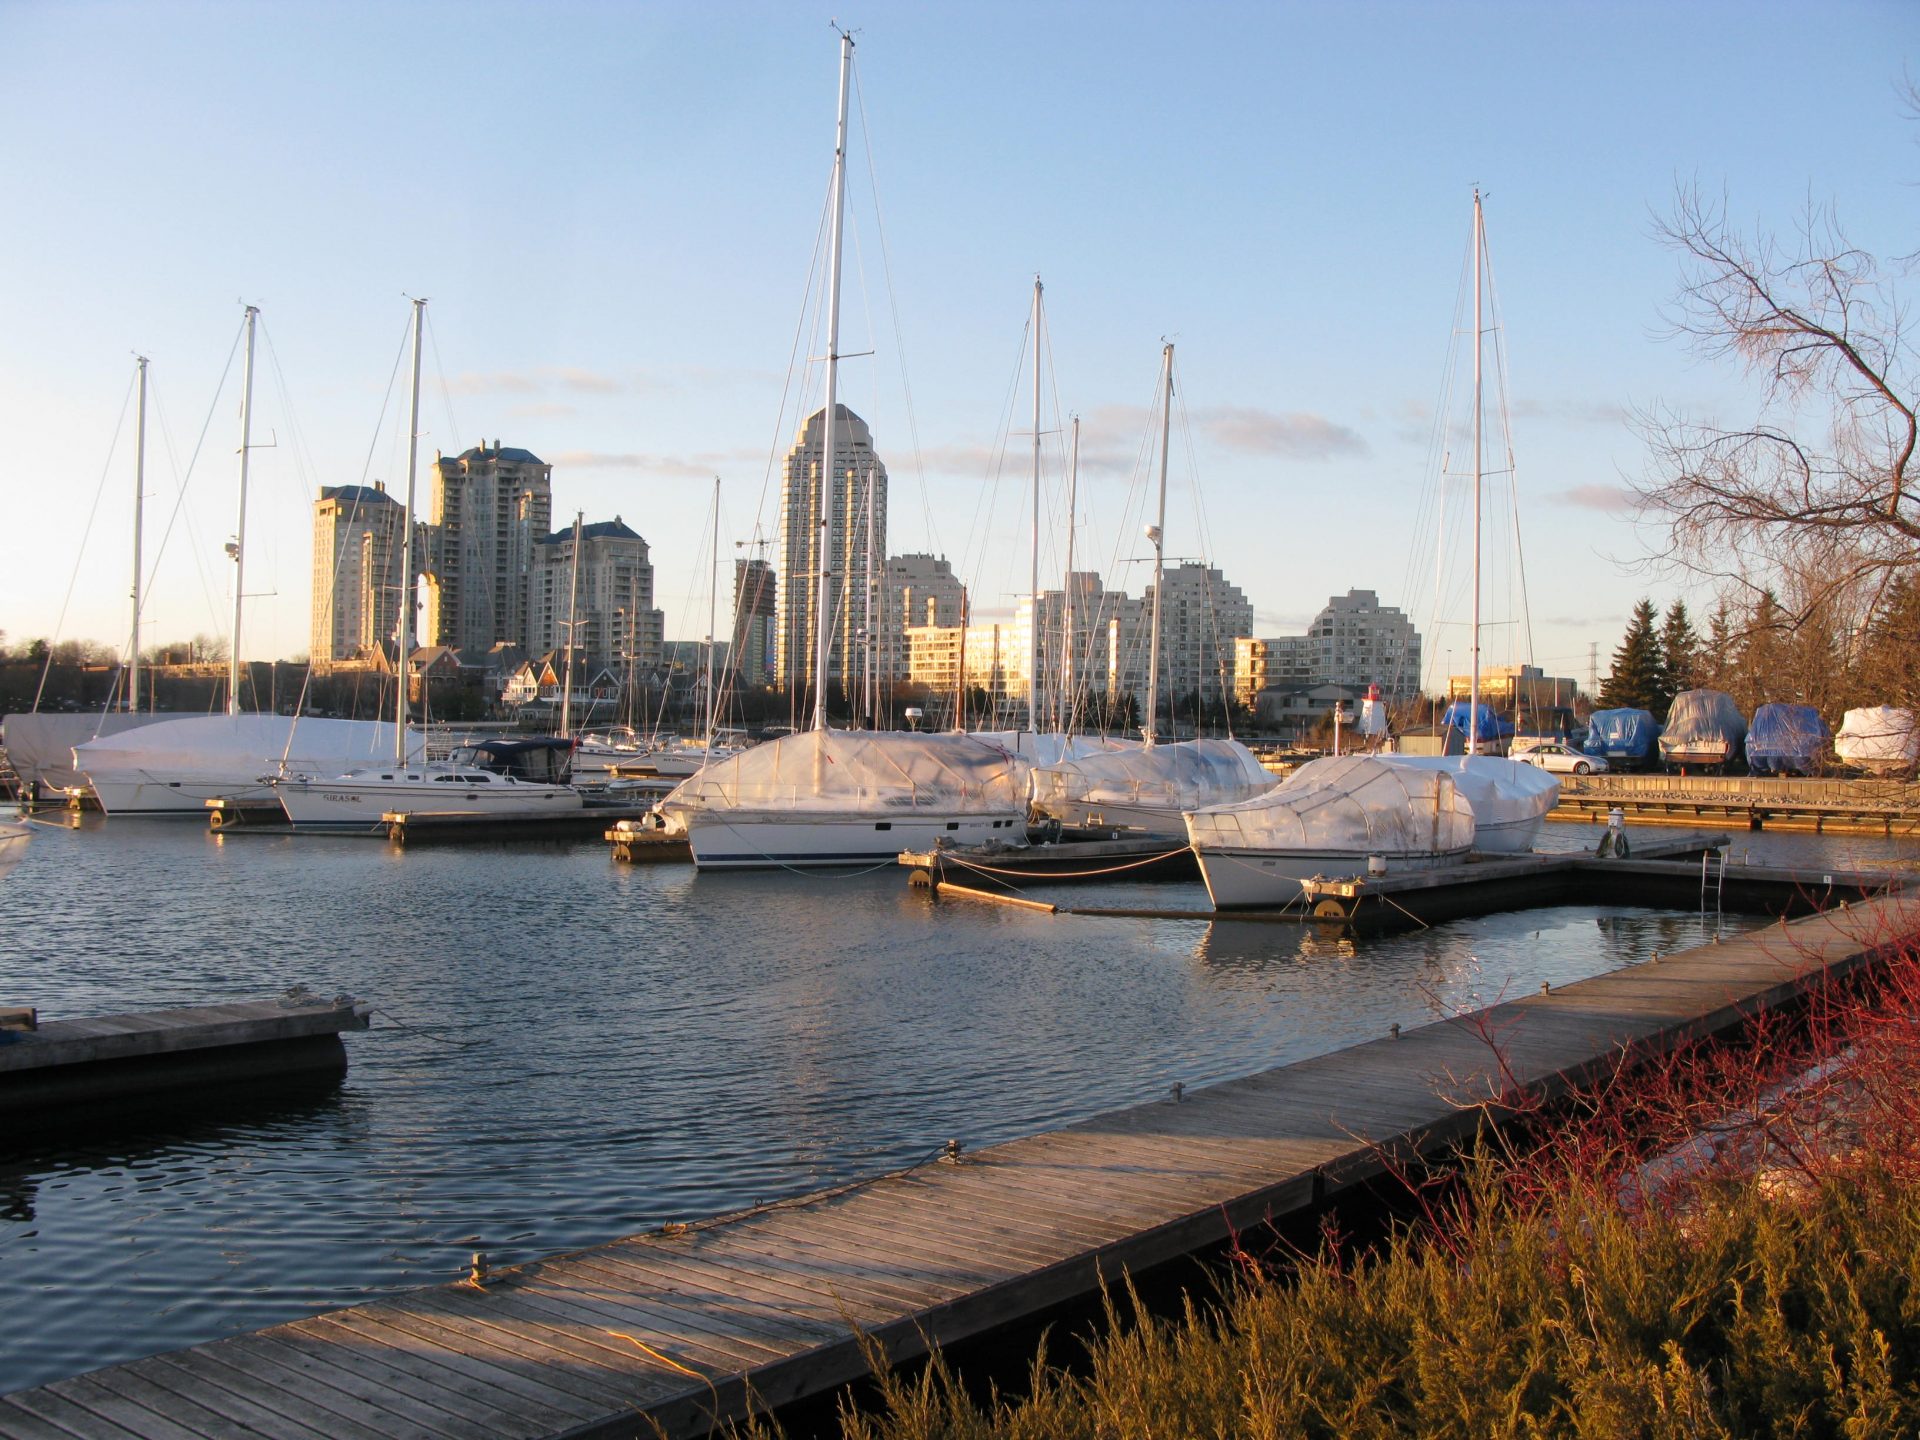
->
[4,894,1913,1440]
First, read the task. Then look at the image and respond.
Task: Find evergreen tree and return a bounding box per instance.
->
[1731,590,1789,714]
[1598,599,1664,714]
[1700,599,1737,692]
[1657,599,1700,711]
[1852,573,1920,712]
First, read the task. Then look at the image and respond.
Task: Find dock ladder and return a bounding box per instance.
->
[1701,847,1728,930]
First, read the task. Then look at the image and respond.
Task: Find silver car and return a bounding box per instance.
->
[1512,741,1607,775]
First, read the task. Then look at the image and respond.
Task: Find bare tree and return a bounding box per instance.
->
[1635,185,1918,614]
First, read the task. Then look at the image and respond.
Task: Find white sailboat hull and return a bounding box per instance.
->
[90,774,282,818]
[1193,844,1473,910]
[276,778,583,832]
[679,808,1026,869]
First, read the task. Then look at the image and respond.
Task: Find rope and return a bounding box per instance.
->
[370,1006,486,1047]
[32,373,134,714]
[939,845,1191,881]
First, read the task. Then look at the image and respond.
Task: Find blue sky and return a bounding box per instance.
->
[2,0,1913,687]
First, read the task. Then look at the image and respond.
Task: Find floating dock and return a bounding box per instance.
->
[605,818,692,864]
[1294,848,1901,933]
[0,990,371,1114]
[1554,773,1920,833]
[7,897,1916,1439]
[382,805,659,847]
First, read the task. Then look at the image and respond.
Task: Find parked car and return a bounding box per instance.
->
[1513,740,1607,775]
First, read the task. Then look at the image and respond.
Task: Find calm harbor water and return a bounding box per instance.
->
[0,815,1914,1394]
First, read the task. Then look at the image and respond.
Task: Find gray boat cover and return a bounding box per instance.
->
[2,712,171,789]
[1659,690,1748,755]
[1031,738,1275,817]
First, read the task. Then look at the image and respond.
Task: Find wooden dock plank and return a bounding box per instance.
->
[361,1297,673,1409]
[226,1333,503,1440]
[307,1310,618,1423]
[34,1376,212,1440]
[298,1313,587,1430]
[0,1390,161,1440]
[144,1348,422,1440]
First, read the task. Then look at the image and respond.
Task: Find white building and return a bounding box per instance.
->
[776,404,888,699]
[423,441,553,655]
[526,518,664,674]
[731,558,777,690]
[310,483,406,669]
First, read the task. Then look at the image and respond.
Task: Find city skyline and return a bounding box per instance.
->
[3,2,1912,683]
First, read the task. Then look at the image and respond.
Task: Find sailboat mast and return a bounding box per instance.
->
[1028,275,1043,735]
[1058,414,1079,736]
[812,29,853,733]
[397,297,425,762]
[560,510,582,739]
[129,355,148,714]
[1469,189,1483,756]
[862,469,876,725]
[228,304,259,716]
[705,476,720,759]
[1143,343,1172,747]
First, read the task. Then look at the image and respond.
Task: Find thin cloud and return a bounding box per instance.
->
[506,402,578,419]
[1554,484,1636,515]
[552,449,748,479]
[552,367,623,395]
[1196,406,1368,460]
[446,366,627,397]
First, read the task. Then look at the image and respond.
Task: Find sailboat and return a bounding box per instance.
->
[274,301,581,831]
[75,307,422,817]
[1377,189,1558,853]
[658,32,1030,869]
[1028,343,1275,839]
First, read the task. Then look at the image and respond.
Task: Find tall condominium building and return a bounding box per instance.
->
[776,404,887,696]
[526,518,664,673]
[310,483,406,669]
[731,558,777,689]
[881,553,966,680]
[1302,588,1422,698]
[1010,571,1134,720]
[1239,589,1423,705]
[1137,562,1254,709]
[422,441,553,654]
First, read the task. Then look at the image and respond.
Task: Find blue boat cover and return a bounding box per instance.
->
[1746,703,1831,773]
[1583,708,1659,758]
[1439,701,1513,743]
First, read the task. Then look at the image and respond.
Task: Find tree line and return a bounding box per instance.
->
[1599,578,1920,724]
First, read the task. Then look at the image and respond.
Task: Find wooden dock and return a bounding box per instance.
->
[1554,773,1920,834]
[0,991,371,1114]
[7,897,1917,1438]
[1295,849,1902,933]
[605,818,692,864]
[382,805,658,847]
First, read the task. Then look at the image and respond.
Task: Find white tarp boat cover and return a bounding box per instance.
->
[2,712,172,789]
[968,731,1140,766]
[1030,738,1275,814]
[74,714,423,781]
[1835,706,1918,771]
[659,729,1030,815]
[1185,754,1475,857]
[1376,754,1560,833]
